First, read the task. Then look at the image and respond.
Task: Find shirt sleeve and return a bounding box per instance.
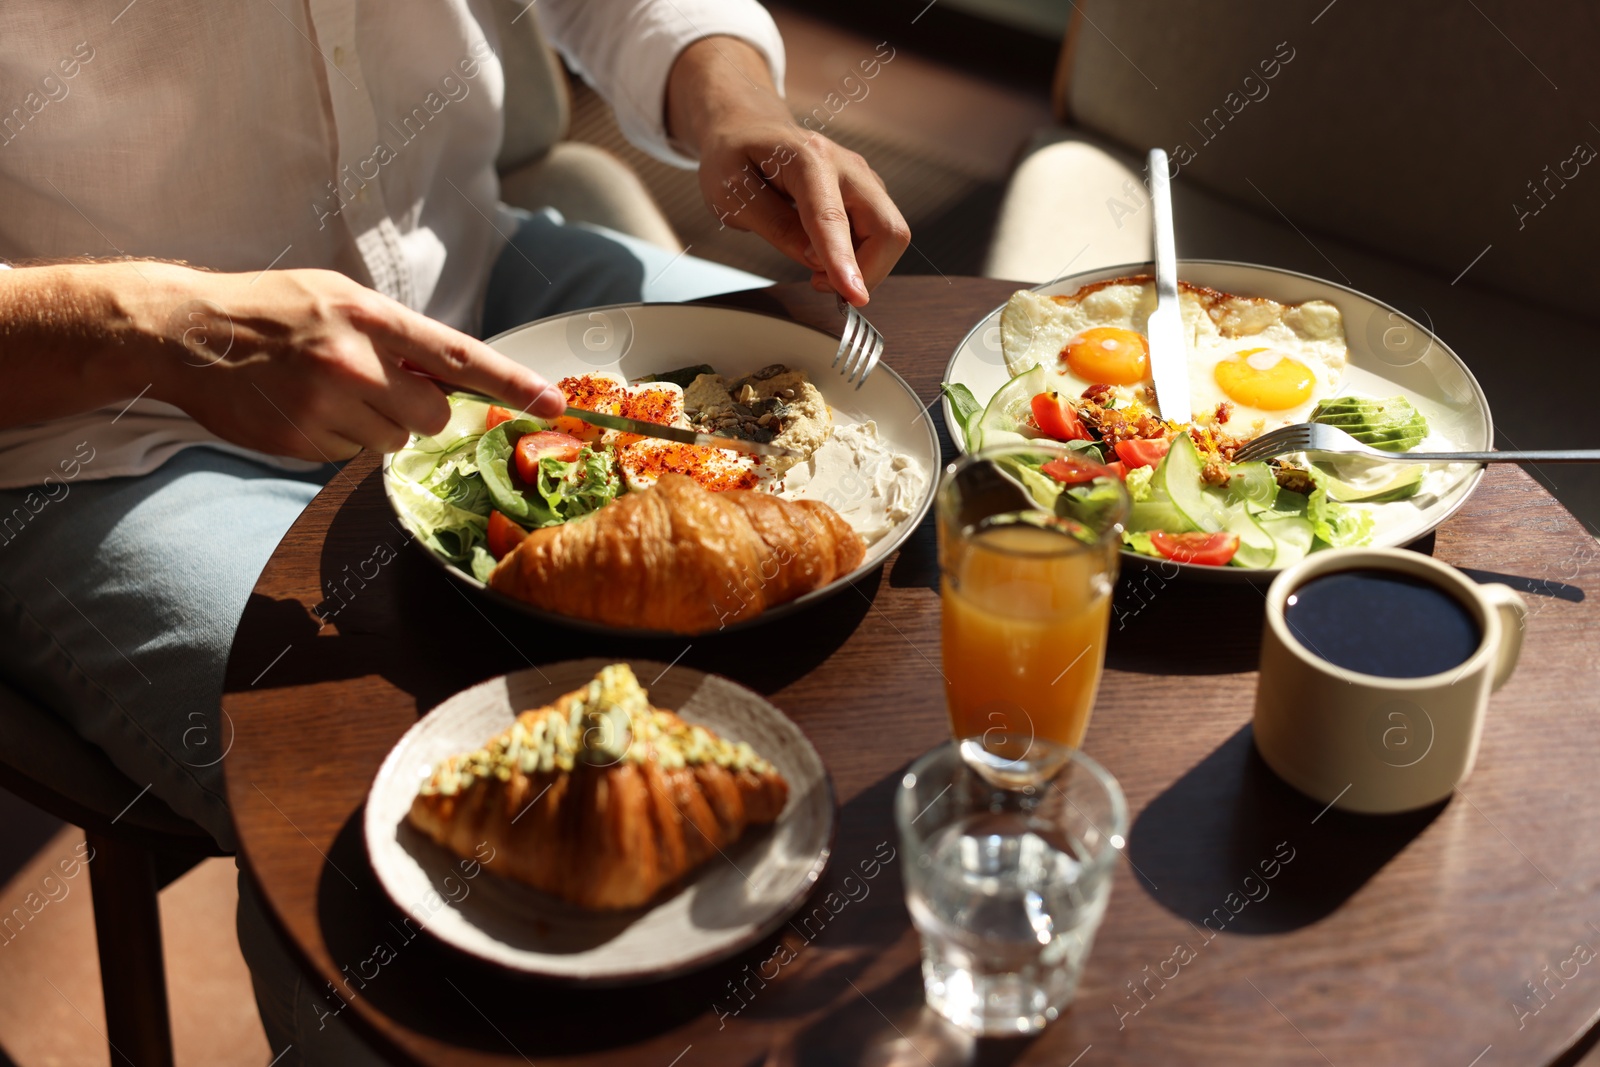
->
[534,0,786,168]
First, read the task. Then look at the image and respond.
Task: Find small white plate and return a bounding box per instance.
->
[384,302,940,632]
[942,261,1493,581]
[364,658,835,983]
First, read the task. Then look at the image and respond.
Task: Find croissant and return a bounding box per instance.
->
[488,473,866,633]
[408,664,788,910]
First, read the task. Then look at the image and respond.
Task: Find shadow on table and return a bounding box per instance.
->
[1458,566,1585,603]
[1101,531,1472,677]
[887,512,940,593]
[1128,723,1445,933]
[313,761,947,1059]
[1103,567,1269,676]
[785,960,1038,1067]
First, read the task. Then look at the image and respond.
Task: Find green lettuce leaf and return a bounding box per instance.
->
[1304,467,1376,547]
[477,419,624,528]
[530,447,622,526]
[1062,478,1126,531]
[1122,530,1159,556]
[387,473,489,564]
[940,382,983,452]
[1002,457,1064,511]
[468,544,498,583]
[431,467,490,514]
[1123,465,1155,503]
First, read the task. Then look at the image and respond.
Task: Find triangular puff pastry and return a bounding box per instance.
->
[408,664,788,910]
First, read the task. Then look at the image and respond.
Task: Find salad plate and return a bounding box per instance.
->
[384,302,940,632]
[364,658,835,983]
[941,261,1493,581]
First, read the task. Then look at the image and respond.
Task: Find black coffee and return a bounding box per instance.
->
[1283,569,1481,678]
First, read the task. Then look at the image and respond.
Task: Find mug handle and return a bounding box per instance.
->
[1481,583,1528,691]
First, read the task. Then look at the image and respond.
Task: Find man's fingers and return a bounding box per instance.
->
[782,149,869,306]
[363,301,563,418]
[837,165,912,291]
[718,179,813,265]
[341,401,414,454]
[372,363,453,437]
[298,428,363,463]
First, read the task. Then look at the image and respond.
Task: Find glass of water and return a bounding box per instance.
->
[895,742,1127,1035]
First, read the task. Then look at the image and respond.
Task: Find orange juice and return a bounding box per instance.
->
[941,522,1113,750]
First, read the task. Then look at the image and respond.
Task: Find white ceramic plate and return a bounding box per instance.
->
[364,658,835,984]
[383,302,940,632]
[941,261,1493,581]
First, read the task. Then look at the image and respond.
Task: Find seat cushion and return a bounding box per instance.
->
[1055,0,1600,321]
[984,127,1600,534]
[499,141,683,252]
[0,679,216,845]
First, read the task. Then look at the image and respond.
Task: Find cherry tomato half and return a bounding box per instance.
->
[1149,531,1240,566]
[487,510,527,560]
[513,430,583,483]
[1041,457,1110,485]
[1030,392,1092,442]
[1113,437,1171,469]
[485,405,514,430]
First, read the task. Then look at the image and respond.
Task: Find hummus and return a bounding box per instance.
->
[782,420,925,545]
[683,368,832,474]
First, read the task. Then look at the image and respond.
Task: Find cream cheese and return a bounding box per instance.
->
[781,420,926,545]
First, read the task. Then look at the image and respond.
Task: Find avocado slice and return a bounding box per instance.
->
[1323,464,1424,503]
[1310,396,1429,453]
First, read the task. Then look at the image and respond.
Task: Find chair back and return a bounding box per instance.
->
[1056,1,1600,319]
[489,5,571,175]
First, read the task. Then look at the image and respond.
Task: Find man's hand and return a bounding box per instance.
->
[148,265,567,459]
[0,261,565,459]
[666,37,910,306]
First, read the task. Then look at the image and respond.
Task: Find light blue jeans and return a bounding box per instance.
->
[0,208,767,1065]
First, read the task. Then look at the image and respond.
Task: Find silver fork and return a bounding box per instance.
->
[833,294,884,390]
[1232,421,1600,464]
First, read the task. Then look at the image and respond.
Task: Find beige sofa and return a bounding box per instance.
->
[984,0,1600,534]
[490,5,682,253]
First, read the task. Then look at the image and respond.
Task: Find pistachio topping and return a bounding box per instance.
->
[419,664,775,797]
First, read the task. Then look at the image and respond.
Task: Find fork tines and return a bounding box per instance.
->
[1233,424,1315,463]
[834,295,884,390]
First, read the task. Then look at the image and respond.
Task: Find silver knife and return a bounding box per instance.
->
[561,405,801,458]
[1146,148,1192,424]
[443,388,800,457]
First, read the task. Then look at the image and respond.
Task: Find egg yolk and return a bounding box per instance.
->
[1063,327,1150,386]
[1213,349,1316,411]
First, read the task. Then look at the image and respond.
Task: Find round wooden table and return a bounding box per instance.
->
[223,278,1600,1066]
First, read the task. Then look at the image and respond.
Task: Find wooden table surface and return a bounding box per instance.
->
[222,277,1600,1067]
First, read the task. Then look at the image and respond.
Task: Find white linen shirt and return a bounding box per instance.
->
[0,0,783,489]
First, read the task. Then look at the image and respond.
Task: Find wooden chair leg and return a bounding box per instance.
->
[86,830,175,1067]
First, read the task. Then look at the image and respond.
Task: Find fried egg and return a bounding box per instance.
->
[617,438,782,494]
[553,373,696,447]
[998,278,1347,437]
[551,374,782,494]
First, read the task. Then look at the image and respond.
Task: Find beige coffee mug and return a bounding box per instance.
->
[1253,548,1527,814]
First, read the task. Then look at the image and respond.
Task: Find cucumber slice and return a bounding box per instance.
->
[1227,461,1279,511]
[973,364,1048,451]
[1157,433,1223,532]
[1260,515,1315,569]
[1129,500,1193,532]
[1221,506,1276,568]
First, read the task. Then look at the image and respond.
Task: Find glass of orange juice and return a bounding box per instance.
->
[938,441,1129,786]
